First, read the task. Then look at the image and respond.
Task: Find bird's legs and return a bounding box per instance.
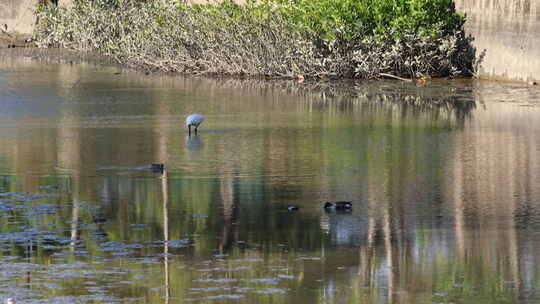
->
[188,125,192,136]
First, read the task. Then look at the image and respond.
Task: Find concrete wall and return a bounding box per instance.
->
[1,1,72,34]
[454,0,540,82]
[0,0,38,35]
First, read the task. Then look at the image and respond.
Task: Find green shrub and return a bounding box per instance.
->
[270,0,464,39]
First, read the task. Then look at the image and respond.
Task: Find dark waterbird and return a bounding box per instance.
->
[324,201,352,211]
[287,205,299,212]
[150,163,165,173]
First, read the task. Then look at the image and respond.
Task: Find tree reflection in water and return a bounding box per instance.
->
[0,52,539,303]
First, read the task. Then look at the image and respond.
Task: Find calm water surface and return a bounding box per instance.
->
[0,50,539,304]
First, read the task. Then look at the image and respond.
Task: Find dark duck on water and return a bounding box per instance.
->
[324,201,352,211]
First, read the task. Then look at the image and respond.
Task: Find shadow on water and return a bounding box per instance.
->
[205,77,477,124]
[0,48,476,124]
[0,49,539,304]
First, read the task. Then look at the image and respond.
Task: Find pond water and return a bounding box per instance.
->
[0,50,539,304]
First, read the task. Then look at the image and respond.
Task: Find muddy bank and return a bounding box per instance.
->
[0,47,122,72]
[0,31,32,48]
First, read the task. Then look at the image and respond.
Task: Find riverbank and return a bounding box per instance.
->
[32,0,477,80]
[3,0,540,83]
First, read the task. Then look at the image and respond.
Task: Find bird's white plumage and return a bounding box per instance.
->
[186,114,204,126]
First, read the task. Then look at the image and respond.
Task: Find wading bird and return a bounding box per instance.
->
[186,114,204,136]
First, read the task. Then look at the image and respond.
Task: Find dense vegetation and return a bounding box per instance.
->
[34,0,478,79]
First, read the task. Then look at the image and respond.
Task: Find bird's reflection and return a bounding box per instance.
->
[185,134,204,151]
[184,135,204,162]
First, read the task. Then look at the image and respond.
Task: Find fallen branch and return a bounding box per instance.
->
[378,73,413,82]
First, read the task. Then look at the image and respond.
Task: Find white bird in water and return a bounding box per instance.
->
[186,114,204,136]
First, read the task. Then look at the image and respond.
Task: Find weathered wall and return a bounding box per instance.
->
[0,0,38,35]
[455,0,540,82]
[1,1,72,34]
